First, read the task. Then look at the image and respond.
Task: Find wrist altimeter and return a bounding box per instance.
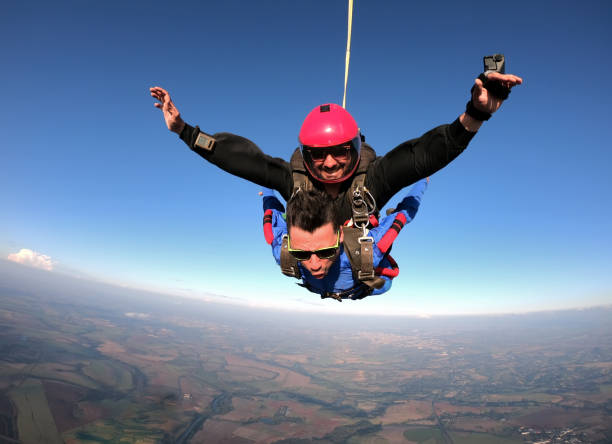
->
[194,128,216,152]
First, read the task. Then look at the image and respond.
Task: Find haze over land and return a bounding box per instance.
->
[1,2,610,441]
[1,261,610,443]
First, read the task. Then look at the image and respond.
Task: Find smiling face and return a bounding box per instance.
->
[302,140,360,184]
[288,222,343,279]
[299,104,362,185]
[307,148,352,182]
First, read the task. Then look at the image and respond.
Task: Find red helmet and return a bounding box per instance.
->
[298,104,361,183]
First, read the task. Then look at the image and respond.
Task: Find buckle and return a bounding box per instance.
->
[358,235,373,244]
[357,270,376,280]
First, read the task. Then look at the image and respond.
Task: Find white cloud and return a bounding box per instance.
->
[7,248,54,271]
[124,312,150,319]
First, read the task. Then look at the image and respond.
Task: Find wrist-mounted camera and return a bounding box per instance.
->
[483,54,505,75]
[479,53,510,100]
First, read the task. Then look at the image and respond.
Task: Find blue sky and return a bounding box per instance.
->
[1,0,611,316]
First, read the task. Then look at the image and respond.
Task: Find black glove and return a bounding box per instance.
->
[465,73,512,121]
[478,73,511,100]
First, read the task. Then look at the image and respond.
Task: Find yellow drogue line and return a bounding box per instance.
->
[342,0,354,109]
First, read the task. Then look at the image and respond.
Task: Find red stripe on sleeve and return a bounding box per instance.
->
[263,209,274,244]
[376,213,408,253]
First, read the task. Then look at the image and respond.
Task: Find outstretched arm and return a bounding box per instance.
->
[259,189,287,265]
[371,178,429,255]
[367,71,522,209]
[394,177,428,222]
[150,86,186,134]
[260,188,285,213]
[149,87,293,200]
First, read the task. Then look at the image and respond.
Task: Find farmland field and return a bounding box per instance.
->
[0,261,611,443]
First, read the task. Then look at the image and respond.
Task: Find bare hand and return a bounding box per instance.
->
[150,86,186,134]
[472,72,523,114]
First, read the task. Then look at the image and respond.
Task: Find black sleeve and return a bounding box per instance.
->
[179,123,294,201]
[366,118,475,208]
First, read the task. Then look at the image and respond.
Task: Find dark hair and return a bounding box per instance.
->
[286,189,339,233]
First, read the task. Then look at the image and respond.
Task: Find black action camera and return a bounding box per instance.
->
[483,54,505,74]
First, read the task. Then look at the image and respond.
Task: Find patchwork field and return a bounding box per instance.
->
[0,268,611,443]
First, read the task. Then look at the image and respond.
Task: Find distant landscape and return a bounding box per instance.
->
[0,260,610,443]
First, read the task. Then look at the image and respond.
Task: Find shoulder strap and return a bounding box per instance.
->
[290,144,376,198]
[356,143,376,174]
[290,148,313,196]
[280,234,301,279]
[347,144,377,227]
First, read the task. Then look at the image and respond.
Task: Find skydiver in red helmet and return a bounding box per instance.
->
[150,64,521,224]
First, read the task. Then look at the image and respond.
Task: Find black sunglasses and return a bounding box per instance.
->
[287,231,340,261]
[305,145,351,161]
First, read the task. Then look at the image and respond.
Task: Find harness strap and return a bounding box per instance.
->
[290,148,313,197]
[349,145,377,228]
[279,235,301,278]
[357,236,375,280]
[350,175,371,228]
[342,226,386,290]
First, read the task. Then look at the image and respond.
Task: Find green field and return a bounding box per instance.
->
[82,360,133,391]
[9,379,63,444]
[402,426,445,444]
[450,431,524,444]
[600,384,612,394]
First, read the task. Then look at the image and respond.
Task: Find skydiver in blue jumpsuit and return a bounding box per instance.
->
[261,178,428,300]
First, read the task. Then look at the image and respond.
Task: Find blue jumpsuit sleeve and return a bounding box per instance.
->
[261,188,287,266]
[394,178,428,221]
[374,178,428,235]
[367,178,429,295]
[262,187,286,213]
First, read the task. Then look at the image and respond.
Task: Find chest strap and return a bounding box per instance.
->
[342,226,386,291]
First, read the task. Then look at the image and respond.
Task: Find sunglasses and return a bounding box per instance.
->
[287,231,340,261]
[305,145,352,161]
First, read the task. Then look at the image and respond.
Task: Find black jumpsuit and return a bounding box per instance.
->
[179,118,475,222]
